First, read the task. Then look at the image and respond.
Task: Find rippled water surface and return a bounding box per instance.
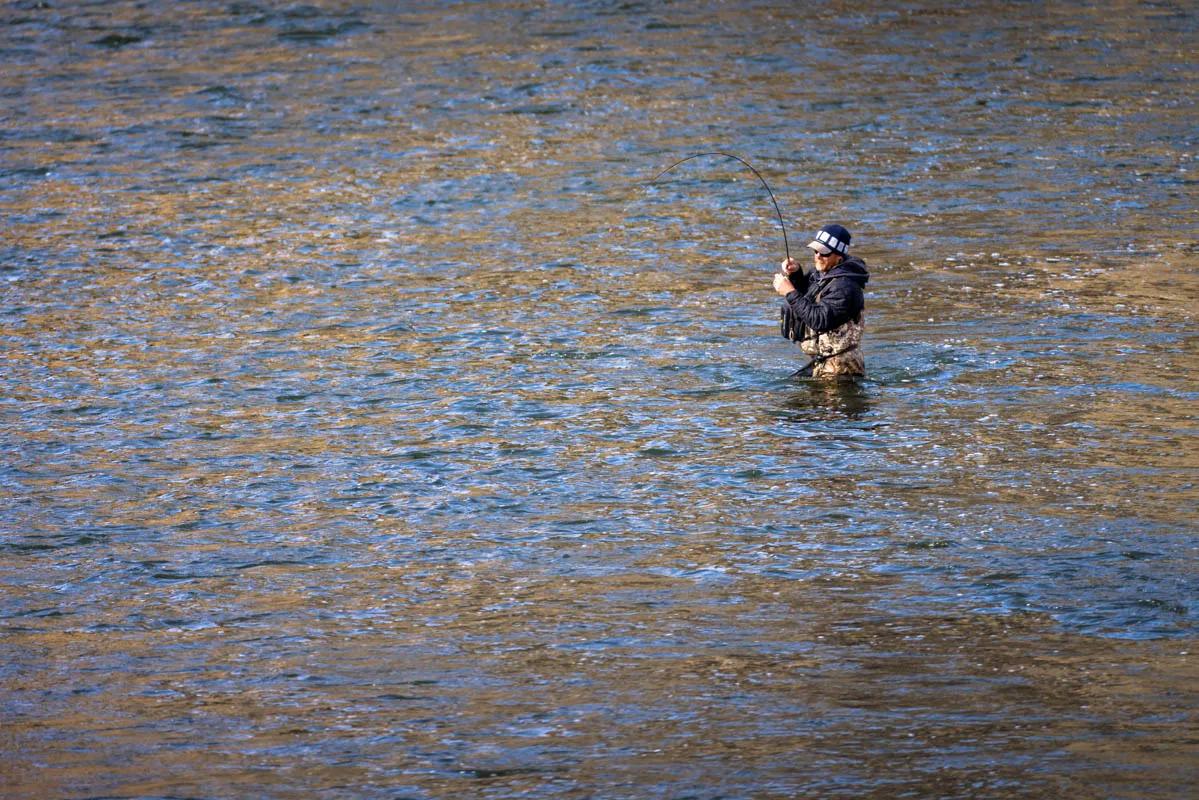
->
[2,1,1197,798]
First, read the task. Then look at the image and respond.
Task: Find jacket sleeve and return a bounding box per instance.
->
[778,269,812,341]
[782,277,861,333]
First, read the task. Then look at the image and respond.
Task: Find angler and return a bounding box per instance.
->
[773,224,869,379]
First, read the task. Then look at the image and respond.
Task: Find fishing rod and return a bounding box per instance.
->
[645,151,791,260]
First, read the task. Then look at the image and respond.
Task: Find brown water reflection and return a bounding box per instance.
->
[2,1,1197,798]
[5,572,1195,798]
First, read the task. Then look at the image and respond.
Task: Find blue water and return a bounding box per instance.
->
[2,1,1196,797]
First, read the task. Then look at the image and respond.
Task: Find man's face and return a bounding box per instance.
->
[812,249,840,272]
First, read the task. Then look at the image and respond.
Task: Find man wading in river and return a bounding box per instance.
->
[773,223,869,378]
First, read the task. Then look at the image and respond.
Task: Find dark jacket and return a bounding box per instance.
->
[780,256,870,338]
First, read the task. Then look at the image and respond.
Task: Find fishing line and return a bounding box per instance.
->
[644,151,790,260]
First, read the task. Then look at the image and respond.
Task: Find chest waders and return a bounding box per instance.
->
[781,276,865,378]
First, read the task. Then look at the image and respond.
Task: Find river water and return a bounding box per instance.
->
[1,1,1196,798]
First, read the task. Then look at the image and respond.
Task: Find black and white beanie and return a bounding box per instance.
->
[807,224,851,256]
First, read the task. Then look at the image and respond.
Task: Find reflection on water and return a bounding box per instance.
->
[778,378,874,421]
[2,1,1196,798]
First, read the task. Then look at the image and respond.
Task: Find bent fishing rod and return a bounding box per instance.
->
[644,151,791,261]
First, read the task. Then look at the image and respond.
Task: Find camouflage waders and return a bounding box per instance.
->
[798,316,865,378]
[780,277,867,378]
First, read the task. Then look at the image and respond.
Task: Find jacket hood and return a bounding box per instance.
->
[821,255,869,286]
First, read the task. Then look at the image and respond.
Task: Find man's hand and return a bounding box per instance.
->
[780,257,801,275]
[773,272,795,296]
